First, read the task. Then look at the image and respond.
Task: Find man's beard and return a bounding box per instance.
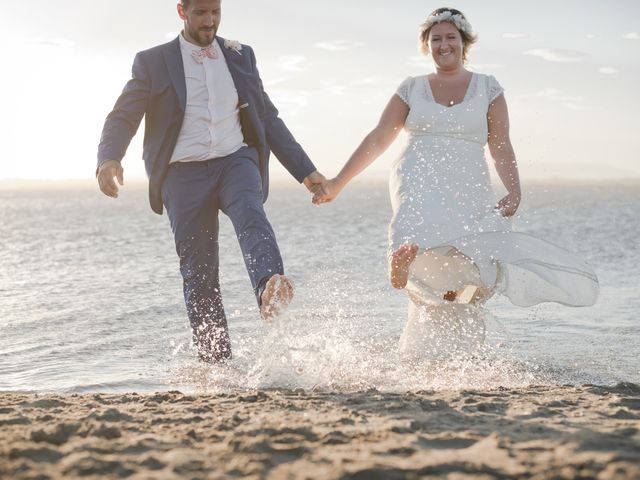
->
[187,26,216,46]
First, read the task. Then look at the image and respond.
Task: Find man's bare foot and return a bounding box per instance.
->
[390,243,419,289]
[260,274,294,322]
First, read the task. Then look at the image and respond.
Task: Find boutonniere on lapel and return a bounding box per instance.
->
[224,39,242,55]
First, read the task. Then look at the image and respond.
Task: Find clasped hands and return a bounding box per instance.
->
[302,171,343,205]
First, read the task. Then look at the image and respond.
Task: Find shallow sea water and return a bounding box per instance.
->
[0,182,638,393]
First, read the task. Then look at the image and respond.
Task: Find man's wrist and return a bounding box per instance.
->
[98,159,119,170]
[302,171,315,186]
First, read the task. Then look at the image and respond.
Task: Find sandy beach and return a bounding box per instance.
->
[1,383,639,479]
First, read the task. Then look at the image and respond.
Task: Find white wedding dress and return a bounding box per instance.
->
[390,73,599,356]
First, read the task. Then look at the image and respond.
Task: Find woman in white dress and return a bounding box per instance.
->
[314,8,598,353]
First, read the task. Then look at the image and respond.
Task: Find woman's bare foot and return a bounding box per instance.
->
[260,274,294,322]
[390,243,419,289]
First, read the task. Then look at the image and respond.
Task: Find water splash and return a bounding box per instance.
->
[166,295,578,394]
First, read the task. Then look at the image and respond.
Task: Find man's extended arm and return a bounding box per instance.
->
[96,52,151,198]
[248,47,325,192]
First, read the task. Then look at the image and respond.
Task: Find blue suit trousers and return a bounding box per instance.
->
[162,147,283,361]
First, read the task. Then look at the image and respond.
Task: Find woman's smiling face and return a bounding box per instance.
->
[428,22,464,69]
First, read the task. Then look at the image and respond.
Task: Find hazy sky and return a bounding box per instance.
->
[1,0,639,182]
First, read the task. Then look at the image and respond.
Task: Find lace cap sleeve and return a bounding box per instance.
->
[395,76,414,105]
[487,75,504,103]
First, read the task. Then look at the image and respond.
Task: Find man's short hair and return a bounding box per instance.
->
[181,0,191,9]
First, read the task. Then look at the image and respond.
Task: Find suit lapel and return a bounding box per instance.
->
[163,37,187,111]
[217,36,248,104]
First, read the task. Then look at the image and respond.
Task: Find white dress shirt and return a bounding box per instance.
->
[170,34,246,164]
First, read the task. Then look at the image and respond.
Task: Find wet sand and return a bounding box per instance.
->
[1,383,639,479]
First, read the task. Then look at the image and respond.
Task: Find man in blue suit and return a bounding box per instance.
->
[97,0,326,362]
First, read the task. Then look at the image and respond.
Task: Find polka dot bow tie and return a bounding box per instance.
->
[191,45,217,63]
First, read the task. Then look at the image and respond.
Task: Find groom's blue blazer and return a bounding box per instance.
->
[98,36,315,214]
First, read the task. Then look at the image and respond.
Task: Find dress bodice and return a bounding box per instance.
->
[396,73,504,147]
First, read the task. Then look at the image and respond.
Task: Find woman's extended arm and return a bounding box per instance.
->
[313,95,409,204]
[487,94,521,217]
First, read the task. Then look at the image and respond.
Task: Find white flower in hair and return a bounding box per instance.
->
[421,11,473,35]
[224,39,242,55]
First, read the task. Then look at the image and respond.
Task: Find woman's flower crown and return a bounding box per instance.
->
[420,11,473,35]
